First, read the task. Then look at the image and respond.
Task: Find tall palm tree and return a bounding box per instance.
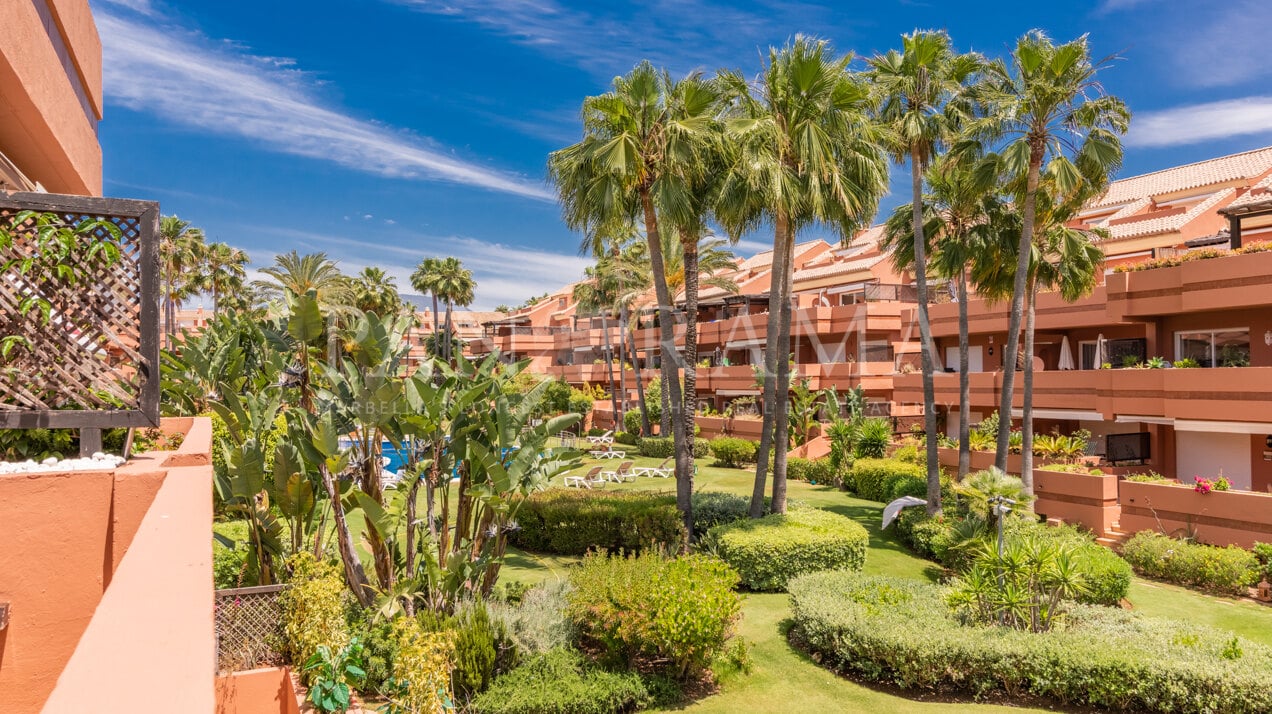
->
[869,29,983,514]
[428,257,476,363]
[252,251,352,314]
[158,215,206,348]
[882,150,1006,482]
[973,31,1128,473]
[718,36,888,517]
[410,257,443,339]
[550,62,719,534]
[351,266,402,316]
[199,241,248,313]
[573,261,624,422]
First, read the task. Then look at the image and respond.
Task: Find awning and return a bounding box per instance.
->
[1010,408,1104,421]
[716,389,761,396]
[726,338,766,349]
[1174,420,1272,435]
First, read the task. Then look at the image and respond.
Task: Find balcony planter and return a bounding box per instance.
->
[697,415,727,439]
[1118,480,1272,548]
[1033,468,1120,536]
[729,417,765,440]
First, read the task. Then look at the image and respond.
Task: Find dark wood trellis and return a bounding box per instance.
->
[0,191,160,431]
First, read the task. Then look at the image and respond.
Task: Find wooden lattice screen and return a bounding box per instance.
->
[214,584,288,672]
[0,191,160,428]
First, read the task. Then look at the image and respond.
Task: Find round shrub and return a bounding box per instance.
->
[613,430,640,446]
[469,649,649,714]
[567,551,741,680]
[693,437,709,459]
[708,508,868,591]
[623,409,642,435]
[789,571,1272,713]
[1122,531,1260,596]
[512,489,685,555]
[638,436,675,459]
[691,491,755,539]
[709,437,757,468]
[786,457,813,481]
[847,458,926,502]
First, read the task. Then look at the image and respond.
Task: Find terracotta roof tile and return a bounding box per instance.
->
[1093,146,1272,207]
[792,254,885,282]
[1227,173,1272,209]
[1104,188,1235,240]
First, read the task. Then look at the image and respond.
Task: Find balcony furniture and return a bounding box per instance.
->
[586,430,614,445]
[565,466,606,488]
[634,457,674,478]
[589,448,626,459]
[601,461,636,483]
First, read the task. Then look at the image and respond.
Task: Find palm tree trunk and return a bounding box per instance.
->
[445,301,454,362]
[770,229,795,515]
[911,148,942,515]
[995,142,1045,471]
[600,312,619,424]
[616,314,628,430]
[1021,281,1038,495]
[678,229,700,540]
[752,211,791,518]
[957,267,971,482]
[431,294,441,354]
[625,309,652,435]
[638,187,686,487]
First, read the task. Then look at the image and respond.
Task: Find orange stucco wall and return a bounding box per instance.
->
[215,667,302,714]
[0,418,214,713]
[0,0,102,194]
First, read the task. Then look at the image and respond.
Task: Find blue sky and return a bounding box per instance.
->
[93,0,1272,309]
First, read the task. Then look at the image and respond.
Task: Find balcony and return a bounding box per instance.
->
[1106,249,1272,319]
[916,285,1113,339]
[543,363,616,384]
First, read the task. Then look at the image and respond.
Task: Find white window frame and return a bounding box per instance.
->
[1078,340,1097,370]
[1174,327,1250,368]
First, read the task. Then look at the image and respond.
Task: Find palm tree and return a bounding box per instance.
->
[550,62,719,534]
[410,257,443,339]
[351,266,403,316]
[252,251,352,314]
[158,215,206,348]
[573,260,625,423]
[199,241,248,313]
[869,29,983,514]
[428,257,476,363]
[718,36,888,517]
[883,150,1006,482]
[972,31,1129,473]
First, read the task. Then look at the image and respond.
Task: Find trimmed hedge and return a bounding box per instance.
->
[1121,531,1260,596]
[511,489,685,555]
[469,649,650,714]
[708,508,868,591]
[638,437,709,459]
[709,437,757,468]
[846,458,927,502]
[786,457,836,484]
[790,571,1272,713]
[690,491,754,539]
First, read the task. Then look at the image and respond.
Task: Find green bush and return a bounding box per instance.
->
[693,437,709,458]
[786,457,837,484]
[708,508,868,591]
[280,553,350,676]
[623,409,642,435]
[469,649,650,714]
[638,436,674,458]
[213,539,251,589]
[568,551,741,680]
[690,491,758,539]
[786,457,813,481]
[355,619,397,695]
[1255,542,1272,580]
[709,437,757,468]
[789,571,1272,713]
[451,600,518,698]
[512,489,686,555]
[613,430,640,446]
[890,443,924,465]
[567,391,595,417]
[853,418,892,458]
[847,458,926,502]
[1121,531,1260,596]
[486,580,576,656]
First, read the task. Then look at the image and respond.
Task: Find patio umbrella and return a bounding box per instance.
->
[1058,335,1075,371]
[1095,333,1106,369]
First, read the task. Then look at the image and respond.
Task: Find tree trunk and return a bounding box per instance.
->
[444,302,455,363]
[678,228,699,541]
[320,461,373,607]
[600,312,619,426]
[911,147,942,515]
[639,187,685,474]
[1021,281,1038,495]
[431,294,440,355]
[995,140,1045,471]
[616,312,628,431]
[626,310,652,435]
[957,266,971,481]
[751,210,791,518]
[770,229,795,515]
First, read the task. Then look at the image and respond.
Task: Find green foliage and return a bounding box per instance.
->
[622,409,643,435]
[567,391,595,416]
[845,458,928,502]
[709,437,758,468]
[1174,358,1200,369]
[512,489,686,555]
[976,410,1000,440]
[303,638,366,713]
[1254,542,1272,580]
[638,436,675,458]
[1121,531,1260,596]
[353,620,398,695]
[613,430,640,446]
[789,571,1272,713]
[690,491,759,539]
[485,580,576,656]
[385,617,454,714]
[468,649,650,714]
[1124,471,1170,483]
[213,536,252,589]
[852,418,892,458]
[447,600,519,698]
[708,508,868,592]
[786,457,837,485]
[0,427,75,461]
[948,536,1089,632]
[889,444,923,466]
[567,551,741,679]
[281,553,351,676]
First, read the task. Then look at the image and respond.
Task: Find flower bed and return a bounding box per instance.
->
[1119,480,1272,548]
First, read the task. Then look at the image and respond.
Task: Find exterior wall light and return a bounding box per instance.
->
[1264,330,1272,346]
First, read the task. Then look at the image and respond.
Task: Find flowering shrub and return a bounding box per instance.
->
[1194,478,1214,494]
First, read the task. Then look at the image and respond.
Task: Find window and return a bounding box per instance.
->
[861,340,892,362]
[1079,340,1097,370]
[1175,328,1250,368]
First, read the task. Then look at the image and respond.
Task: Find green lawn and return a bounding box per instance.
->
[500,454,1272,712]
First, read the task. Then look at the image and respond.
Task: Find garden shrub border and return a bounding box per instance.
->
[708,507,868,592]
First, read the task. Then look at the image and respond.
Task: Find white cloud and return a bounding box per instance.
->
[1167,0,1272,88]
[95,0,157,16]
[1126,97,1272,147]
[96,10,553,200]
[251,226,590,310]
[1096,0,1153,13]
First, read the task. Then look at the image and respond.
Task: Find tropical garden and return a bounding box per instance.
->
[10,25,1272,714]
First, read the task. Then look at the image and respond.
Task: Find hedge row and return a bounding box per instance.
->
[708,508,867,591]
[637,436,709,459]
[469,649,650,714]
[790,571,1272,713]
[1121,531,1260,596]
[845,458,930,502]
[512,490,685,555]
[785,457,838,484]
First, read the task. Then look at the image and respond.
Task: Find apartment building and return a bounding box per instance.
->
[0,0,103,195]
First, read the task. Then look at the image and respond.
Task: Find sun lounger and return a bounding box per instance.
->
[564,465,606,488]
[633,457,673,478]
[601,460,635,483]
